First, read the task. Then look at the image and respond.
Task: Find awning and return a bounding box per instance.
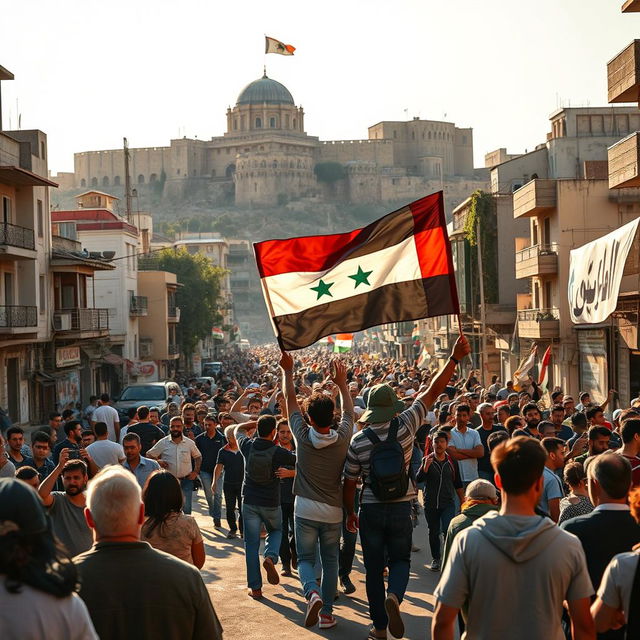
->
[33,371,56,385]
[103,353,125,365]
[0,166,58,187]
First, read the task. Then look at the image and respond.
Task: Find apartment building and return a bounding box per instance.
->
[0,124,57,424]
[52,191,142,386]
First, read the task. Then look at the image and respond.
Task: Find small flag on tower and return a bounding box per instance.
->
[265,36,296,55]
[411,324,420,343]
[254,192,459,351]
[212,327,224,340]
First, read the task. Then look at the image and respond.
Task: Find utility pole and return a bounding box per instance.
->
[123,137,132,223]
[476,217,488,387]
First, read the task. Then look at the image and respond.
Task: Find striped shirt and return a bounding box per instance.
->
[344,399,426,504]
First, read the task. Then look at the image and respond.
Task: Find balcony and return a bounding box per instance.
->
[609,132,640,189]
[607,40,640,103]
[0,222,36,260]
[129,296,148,317]
[515,244,559,279]
[517,308,560,340]
[0,305,37,333]
[513,180,556,218]
[623,0,640,12]
[167,305,181,322]
[53,308,109,336]
[140,337,153,358]
[168,343,180,356]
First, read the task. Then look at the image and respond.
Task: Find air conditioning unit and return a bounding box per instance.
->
[140,342,153,358]
[54,312,72,331]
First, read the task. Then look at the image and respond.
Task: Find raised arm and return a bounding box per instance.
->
[39,448,70,507]
[331,359,353,419]
[279,351,302,418]
[230,388,251,414]
[414,335,471,409]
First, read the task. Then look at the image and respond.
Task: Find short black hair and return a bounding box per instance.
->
[31,431,51,447]
[62,459,87,476]
[433,430,449,443]
[551,404,565,413]
[123,432,141,444]
[15,466,38,481]
[137,406,150,420]
[49,412,62,421]
[304,393,335,429]
[64,420,82,436]
[621,419,640,444]
[257,415,276,437]
[100,393,110,403]
[588,425,611,440]
[487,430,509,451]
[6,427,24,439]
[571,412,588,430]
[455,404,471,415]
[538,421,556,434]
[522,403,541,416]
[93,422,108,437]
[541,436,565,455]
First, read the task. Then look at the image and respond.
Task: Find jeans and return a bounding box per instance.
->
[280,502,296,568]
[180,478,193,515]
[295,516,342,615]
[199,470,223,520]
[424,504,456,560]
[242,503,282,590]
[339,492,359,579]
[224,484,243,534]
[359,501,412,632]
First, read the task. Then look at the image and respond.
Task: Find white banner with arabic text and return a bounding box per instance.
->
[568,218,640,324]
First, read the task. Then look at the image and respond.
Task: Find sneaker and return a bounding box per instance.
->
[281,565,292,577]
[213,519,222,529]
[427,558,441,572]
[304,591,323,627]
[340,575,356,595]
[248,588,263,599]
[263,557,280,585]
[318,614,337,629]
[384,593,404,639]
[226,531,237,539]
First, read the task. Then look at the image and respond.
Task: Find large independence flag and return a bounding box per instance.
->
[254,191,459,350]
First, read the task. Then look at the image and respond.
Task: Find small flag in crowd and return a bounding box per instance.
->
[411,324,420,344]
[254,192,460,350]
[265,36,296,55]
[417,347,430,369]
[537,345,551,389]
[212,327,224,340]
[333,334,353,353]
[513,345,537,391]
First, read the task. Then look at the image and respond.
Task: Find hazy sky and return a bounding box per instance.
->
[1,0,637,174]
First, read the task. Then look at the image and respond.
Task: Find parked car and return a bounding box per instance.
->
[201,362,223,377]
[113,381,175,423]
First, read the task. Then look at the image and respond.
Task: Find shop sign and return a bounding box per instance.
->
[56,346,81,368]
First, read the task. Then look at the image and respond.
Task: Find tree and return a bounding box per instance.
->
[314,162,346,183]
[152,248,226,358]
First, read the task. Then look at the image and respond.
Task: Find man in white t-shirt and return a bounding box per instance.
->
[91,394,120,442]
[447,404,483,488]
[86,422,125,469]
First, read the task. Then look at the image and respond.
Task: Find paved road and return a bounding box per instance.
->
[191,493,448,640]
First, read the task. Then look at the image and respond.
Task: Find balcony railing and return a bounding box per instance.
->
[0,305,37,328]
[0,222,35,251]
[168,343,180,355]
[53,308,109,333]
[515,243,557,262]
[129,296,148,316]
[167,305,180,321]
[515,244,559,279]
[517,308,560,339]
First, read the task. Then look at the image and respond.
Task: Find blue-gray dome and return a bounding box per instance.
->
[237,73,295,106]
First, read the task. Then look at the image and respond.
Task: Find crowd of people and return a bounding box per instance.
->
[1,334,640,639]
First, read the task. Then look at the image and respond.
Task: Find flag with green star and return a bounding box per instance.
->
[253,191,460,350]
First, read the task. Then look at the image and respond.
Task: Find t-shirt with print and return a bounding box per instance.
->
[343,399,426,504]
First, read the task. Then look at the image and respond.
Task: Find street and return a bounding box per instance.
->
[191,492,445,640]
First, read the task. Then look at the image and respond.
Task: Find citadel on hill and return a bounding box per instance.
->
[52,72,488,216]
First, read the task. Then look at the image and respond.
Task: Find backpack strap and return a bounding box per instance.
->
[387,417,400,442]
[363,427,381,446]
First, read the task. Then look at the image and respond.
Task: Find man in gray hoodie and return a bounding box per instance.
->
[433,436,595,640]
[280,351,353,631]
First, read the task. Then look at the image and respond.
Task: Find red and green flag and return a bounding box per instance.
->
[254,192,459,350]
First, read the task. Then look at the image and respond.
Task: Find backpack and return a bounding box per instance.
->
[363,418,409,501]
[246,443,278,484]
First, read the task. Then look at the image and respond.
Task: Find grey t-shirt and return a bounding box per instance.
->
[597,550,640,623]
[435,512,593,640]
[49,492,93,557]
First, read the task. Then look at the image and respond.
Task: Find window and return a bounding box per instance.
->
[293,118,297,129]
[270,117,276,128]
[81,178,86,187]
[40,141,46,160]
[285,114,290,128]
[113,175,121,186]
[37,199,43,238]
[462,136,467,144]
[149,173,157,183]
[393,130,397,139]
[255,117,262,129]
[102,176,109,186]
[91,177,98,187]
[2,196,11,224]
[39,275,46,314]
[234,119,238,130]
[137,175,145,184]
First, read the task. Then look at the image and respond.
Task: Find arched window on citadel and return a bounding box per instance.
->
[138,175,145,184]
[91,177,97,187]
[102,177,109,187]
[114,176,121,186]
[270,117,277,128]
[255,117,262,129]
